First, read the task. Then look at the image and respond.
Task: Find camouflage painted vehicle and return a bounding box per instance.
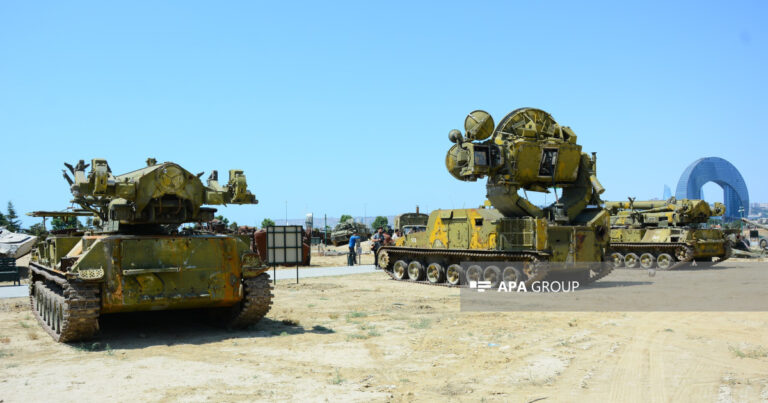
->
[377,108,612,288]
[330,220,371,246]
[606,198,730,269]
[394,209,428,235]
[28,158,271,342]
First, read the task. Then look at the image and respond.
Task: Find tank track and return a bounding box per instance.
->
[226,273,273,329]
[29,280,100,342]
[377,246,561,289]
[609,242,694,270]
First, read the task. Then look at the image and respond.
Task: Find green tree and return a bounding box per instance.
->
[5,202,21,232]
[0,211,7,228]
[28,223,48,237]
[214,215,230,226]
[229,221,239,231]
[371,216,388,231]
[51,216,80,231]
[261,218,276,228]
[339,214,353,223]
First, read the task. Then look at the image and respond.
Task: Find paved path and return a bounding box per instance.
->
[271,264,378,281]
[0,265,379,298]
[0,285,27,299]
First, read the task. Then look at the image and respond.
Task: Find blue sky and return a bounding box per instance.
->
[1,1,765,227]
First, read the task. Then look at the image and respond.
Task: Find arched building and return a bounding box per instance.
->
[675,157,749,221]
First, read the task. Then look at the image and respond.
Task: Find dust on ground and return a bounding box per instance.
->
[1,263,767,402]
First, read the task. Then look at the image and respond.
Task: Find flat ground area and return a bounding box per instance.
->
[1,263,767,402]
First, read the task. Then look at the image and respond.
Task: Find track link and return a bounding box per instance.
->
[29,280,100,342]
[226,273,273,329]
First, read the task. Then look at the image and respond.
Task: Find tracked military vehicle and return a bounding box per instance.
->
[607,198,730,269]
[378,108,612,287]
[330,219,371,246]
[28,158,271,342]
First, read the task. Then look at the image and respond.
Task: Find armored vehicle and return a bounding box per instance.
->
[394,208,428,235]
[377,108,612,287]
[330,219,371,246]
[28,158,271,342]
[606,198,730,269]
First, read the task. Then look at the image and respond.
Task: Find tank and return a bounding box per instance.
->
[27,158,272,342]
[394,208,428,234]
[377,108,612,287]
[606,197,730,269]
[330,219,371,246]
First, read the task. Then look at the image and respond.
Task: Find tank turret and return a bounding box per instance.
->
[606,197,725,228]
[62,158,257,232]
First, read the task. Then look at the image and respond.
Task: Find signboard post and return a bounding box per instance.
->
[266,225,304,284]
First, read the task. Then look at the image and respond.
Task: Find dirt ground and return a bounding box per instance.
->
[1,263,767,402]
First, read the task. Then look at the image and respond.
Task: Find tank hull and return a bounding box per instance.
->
[377,208,612,287]
[28,233,272,341]
[608,227,730,269]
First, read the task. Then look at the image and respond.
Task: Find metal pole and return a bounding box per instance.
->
[296,264,299,284]
[324,214,327,245]
[273,265,276,285]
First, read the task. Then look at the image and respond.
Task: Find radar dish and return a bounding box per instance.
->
[464,110,495,141]
[494,108,559,139]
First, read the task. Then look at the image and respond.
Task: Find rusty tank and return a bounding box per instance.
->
[376,108,612,288]
[606,197,730,269]
[28,158,271,342]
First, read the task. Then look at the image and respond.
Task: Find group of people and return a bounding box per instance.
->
[347,227,393,266]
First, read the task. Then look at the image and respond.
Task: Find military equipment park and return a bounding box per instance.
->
[1,3,766,403]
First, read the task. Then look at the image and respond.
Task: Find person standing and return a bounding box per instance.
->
[348,231,361,266]
[371,227,384,267]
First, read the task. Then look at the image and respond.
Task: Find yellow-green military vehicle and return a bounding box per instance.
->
[330,219,371,246]
[606,197,730,269]
[377,108,612,287]
[28,158,271,342]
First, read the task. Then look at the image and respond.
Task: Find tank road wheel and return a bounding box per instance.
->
[760,239,767,250]
[377,251,390,270]
[624,253,639,268]
[675,247,689,262]
[392,260,409,280]
[483,266,502,287]
[609,252,624,268]
[426,263,445,284]
[656,253,673,270]
[446,264,465,286]
[639,253,655,269]
[466,265,482,283]
[407,261,426,281]
[502,265,525,283]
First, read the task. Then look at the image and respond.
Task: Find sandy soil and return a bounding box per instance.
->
[1,264,767,402]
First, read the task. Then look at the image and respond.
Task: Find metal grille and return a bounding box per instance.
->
[498,218,536,249]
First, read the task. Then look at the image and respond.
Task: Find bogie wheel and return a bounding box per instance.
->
[624,253,639,268]
[639,253,655,269]
[466,265,483,283]
[609,252,624,268]
[446,264,464,286]
[761,239,767,249]
[675,248,689,262]
[377,251,390,270]
[407,261,425,281]
[656,253,673,270]
[483,266,502,287]
[426,263,445,283]
[392,260,409,280]
[502,265,525,283]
